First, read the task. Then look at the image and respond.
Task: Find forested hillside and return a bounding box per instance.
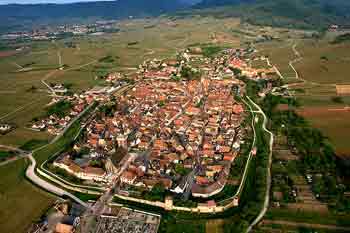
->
[191,0,350,29]
[0,0,186,32]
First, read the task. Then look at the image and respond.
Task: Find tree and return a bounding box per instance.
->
[145,183,166,201]
[331,96,344,104]
[175,164,190,176]
[230,67,242,76]
[180,66,201,80]
[27,85,37,92]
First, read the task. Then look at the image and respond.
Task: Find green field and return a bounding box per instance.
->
[0,159,56,233]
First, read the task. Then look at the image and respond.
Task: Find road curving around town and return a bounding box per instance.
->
[246,96,274,233]
[26,153,89,208]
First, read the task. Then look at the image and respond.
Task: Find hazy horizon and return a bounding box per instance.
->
[0,0,114,4]
[0,0,201,5]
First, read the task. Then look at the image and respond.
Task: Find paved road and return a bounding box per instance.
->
[0,156,24,167]
[25,153,88,208]
[246,96,274,233]
[0,144,28,154]
[80,152,137,233]
[41,70,60,96]
[0,145,29,166]
[57,51,63,67]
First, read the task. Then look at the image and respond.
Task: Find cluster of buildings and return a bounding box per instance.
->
[228,55,276,79]
[28,202,84,233]
[112,57,246,198]
[53,153,109,183]
[30,95,88,135]
[50,45,276,202]
[30,82,119,135]
[1,20,119,41]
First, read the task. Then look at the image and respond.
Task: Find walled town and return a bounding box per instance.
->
[50,46,276,202]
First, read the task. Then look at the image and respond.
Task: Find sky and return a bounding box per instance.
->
[0,0,201,5]
[0,0,200,4]
[0,0,114,4]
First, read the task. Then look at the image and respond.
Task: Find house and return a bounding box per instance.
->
[252,147,257,156]
[80,167,106,181]
[191,181,224,198]
[32,122,46,130]
[336,85,350,95]
[202,150,215,158]
[171,180,188,194]
[217,145,231,153]
[55,223,74,233]
[223,153,236,162]
[0,124,11,132]
[120,171,137,184]
[53,155,107,182]
[196,176,209,185]
[143,178,173,190]
[329,24,339,31]
[232,104,244,114]
[186,107,201,115]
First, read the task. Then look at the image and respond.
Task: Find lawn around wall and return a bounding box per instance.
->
[0,159,56,233]
[33,119,82,165]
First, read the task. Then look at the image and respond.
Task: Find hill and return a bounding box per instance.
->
[190,0,350,29]
[196,0,256,8]
[0,0,187,32]
[2,0,350,32]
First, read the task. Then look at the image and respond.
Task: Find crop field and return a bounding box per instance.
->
[294,40,350,84]
[206,219,224,233]
[287,39,350,156]
[255,40,297,77]
[297,106,350,156]
[255,34,350,157]
[0,159,56,233]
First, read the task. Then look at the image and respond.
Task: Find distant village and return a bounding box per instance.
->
[1,20,119,41]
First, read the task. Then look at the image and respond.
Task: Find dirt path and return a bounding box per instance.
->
[262,220,350,231]
[0,97,45,121]
[283,43,337,88]
[0,145,28,167]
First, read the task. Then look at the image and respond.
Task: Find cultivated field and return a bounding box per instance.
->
[206,219,224,233]
[297,106,350,156]
[255,34,350,156]
[295,40,350,85]
[0,159,56,233]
